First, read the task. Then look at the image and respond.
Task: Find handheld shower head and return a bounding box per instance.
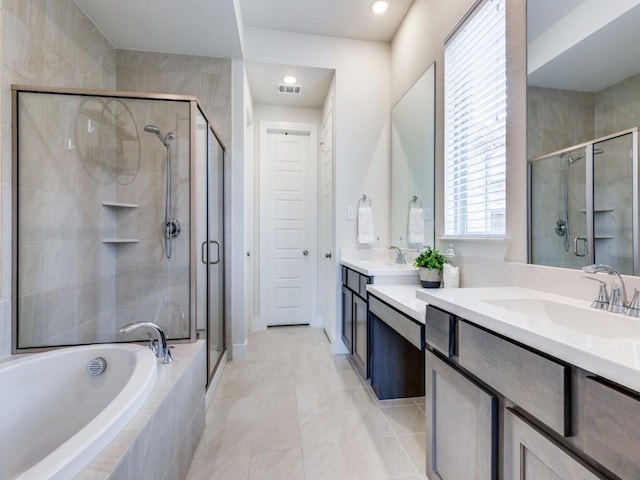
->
[144,124,174,147]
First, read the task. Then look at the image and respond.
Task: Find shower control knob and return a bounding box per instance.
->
[303,250,309,256]
[324,252,332,259]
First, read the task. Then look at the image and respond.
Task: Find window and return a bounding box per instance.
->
[444,0,506,237]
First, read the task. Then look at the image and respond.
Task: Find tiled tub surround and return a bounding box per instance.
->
[79,340,206,480]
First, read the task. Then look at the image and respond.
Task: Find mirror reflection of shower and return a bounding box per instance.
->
[556,148,604,253]
[144,124,181,259]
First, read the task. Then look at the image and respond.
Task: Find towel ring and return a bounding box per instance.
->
[358,194,372,208]
[410,195,423,208]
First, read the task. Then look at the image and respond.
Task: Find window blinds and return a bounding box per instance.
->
[444,0,506,237]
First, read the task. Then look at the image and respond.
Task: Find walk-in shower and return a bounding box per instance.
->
[13,86,226,384]
[529,127,640,275]
[555,148,604,252]
[143,124,180,259]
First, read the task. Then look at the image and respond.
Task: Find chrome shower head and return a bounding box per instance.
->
[144,124,174,147]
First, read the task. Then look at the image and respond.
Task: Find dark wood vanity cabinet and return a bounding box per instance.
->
[369,295,425,400]
[425,304,639,480]
[426,351,497,480]
[340,266,371,378]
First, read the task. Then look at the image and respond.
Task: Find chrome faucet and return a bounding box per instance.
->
[119,322,173,364]
[582,264,628,314]
[388,245,406,264]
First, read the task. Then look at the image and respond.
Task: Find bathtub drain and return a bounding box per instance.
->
[87,357,107,376]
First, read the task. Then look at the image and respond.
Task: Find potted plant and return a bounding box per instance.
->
[413,246,447,288]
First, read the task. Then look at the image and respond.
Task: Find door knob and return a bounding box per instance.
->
[324,252,332,259]
[303,250,309,256]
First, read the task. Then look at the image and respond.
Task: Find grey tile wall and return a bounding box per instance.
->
[1,0,116,357]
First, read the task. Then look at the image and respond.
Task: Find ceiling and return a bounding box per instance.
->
[528,0,640,92]
[74,0,414,108]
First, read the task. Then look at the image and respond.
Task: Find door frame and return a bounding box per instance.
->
[258,120,319,330]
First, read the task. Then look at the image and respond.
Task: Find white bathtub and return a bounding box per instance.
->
[0,343,157,480]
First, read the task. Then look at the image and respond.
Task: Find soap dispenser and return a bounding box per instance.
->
[443,243,460,288]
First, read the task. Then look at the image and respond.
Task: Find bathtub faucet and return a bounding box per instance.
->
[118,322,173,364]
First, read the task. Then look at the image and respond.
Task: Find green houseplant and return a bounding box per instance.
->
[413,246,447,288]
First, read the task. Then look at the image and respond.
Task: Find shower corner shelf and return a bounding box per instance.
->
[102,239,139,244]
[102,201,140,209]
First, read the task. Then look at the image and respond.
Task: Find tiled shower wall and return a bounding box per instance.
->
[0,3,233,359]
[0,0,116,358]
[528,74,640,273]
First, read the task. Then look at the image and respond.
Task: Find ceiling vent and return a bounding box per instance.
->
[277,83,302,95]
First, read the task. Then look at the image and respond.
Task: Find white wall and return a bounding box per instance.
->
[391,0,528,263]
[244,28,391,252]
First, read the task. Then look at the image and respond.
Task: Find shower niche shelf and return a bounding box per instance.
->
[102,202,139,243]
[102,201,139,209]
[102,239,139,244]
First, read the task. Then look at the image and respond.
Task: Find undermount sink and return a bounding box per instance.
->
[482,298,640,338]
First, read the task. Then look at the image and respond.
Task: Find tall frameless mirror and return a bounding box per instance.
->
[391,62,436,249]
[527,1,640,274]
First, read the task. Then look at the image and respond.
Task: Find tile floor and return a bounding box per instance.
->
[186,326,428,480]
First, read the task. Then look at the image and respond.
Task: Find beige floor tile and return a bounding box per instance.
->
[252,415,301,454]
[194,420,254,458]
[187,453,250,480]
[375,397,417,408]
[295,386,336,416]
[352,436,418,480]
[340,407,395,442]
[398,433,427,476]
[206,397,257,429]
[302,442,364,480]
[188,327,430,480]
[333,386,378,411]
[248,448,304,479]
[254,391,299,420]
[299,410,349,448]
[381,404,427,435]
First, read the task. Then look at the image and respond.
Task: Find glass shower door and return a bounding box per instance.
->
[593,133,634,274]
[207,127,225,381]
[529,147,588,269]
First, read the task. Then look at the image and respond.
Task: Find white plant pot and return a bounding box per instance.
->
[419,268,442,288]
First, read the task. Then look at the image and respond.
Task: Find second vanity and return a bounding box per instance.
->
[418,286,640,480]
[340,253,640,478]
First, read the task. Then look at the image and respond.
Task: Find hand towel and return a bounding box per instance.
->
[357,206,375,245]
[408,207,425,245]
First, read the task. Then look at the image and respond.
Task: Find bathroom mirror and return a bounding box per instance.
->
[391,62,435,250]
[527,1,640,274]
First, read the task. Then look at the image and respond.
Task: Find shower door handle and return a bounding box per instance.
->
[574,236,589,257]
[209,240,221,265]
[201,240,221,265]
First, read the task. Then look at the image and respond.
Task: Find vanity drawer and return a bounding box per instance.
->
[458,321,571,437]
[369,296,423,349]
[582,376,640,479]
[425,305,455,358]
[346,268,361,293]
[359,274,371,297]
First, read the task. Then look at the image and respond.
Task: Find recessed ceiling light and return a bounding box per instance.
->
[371,0,388,14]
[283,75,297,85]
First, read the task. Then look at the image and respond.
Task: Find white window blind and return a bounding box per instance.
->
[444,0,506,237]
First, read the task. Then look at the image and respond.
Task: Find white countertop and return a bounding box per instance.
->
[367,284,427,323]
[341,258,419,277]
[416,287,640,393]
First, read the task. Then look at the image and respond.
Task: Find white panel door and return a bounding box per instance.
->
[260,122,317,326]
